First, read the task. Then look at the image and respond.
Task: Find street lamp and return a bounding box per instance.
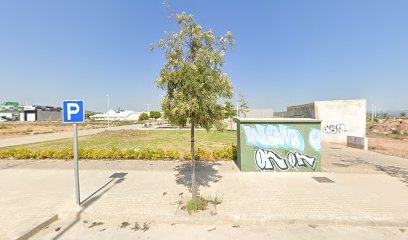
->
[106,94,110,130]
[144,104,151,113]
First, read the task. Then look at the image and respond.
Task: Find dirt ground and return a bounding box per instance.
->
[368,135,408,159]
[367,119,408,159]
[0,121,136,139]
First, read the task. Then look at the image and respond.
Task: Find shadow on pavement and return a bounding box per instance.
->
[174,161,222,191]
[51,172,128,240]
[375,165,408,187]
[338,156,408,187]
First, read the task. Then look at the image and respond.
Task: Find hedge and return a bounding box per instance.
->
[0,145,236,161]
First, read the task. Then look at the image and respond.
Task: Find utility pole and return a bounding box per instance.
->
[236,95,239,118]
[374,105,377,120]
[106,94,110,130]
[372,105,374,122]
[144,104,151,113]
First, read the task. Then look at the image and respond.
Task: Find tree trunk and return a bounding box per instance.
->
[191,122,198,205]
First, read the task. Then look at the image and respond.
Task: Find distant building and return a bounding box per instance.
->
[287,99,367,144]
[0,102,62,121]
[0,102,22,121]
[90,110,142,121]
[20,105,62,122]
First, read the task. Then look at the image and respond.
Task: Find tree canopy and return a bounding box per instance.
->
[153,12,234,129]
[149,111,162,120]
[138,113,149,121]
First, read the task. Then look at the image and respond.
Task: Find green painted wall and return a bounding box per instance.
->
[235,119,321,172]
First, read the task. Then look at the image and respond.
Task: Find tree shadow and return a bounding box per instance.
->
[51,172,128,240]
[375,165,408,187]
[174,161,222,191]
[339,157,408,187]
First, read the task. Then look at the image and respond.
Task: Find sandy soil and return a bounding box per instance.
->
[368,135,408,159]
[0,121,134,139]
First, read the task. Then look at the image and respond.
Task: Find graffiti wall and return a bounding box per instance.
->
[236,119,321,172]
[287,103,315,118]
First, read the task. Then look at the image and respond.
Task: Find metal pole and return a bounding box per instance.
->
[107,95,110,130]
[374,106,377,120]
[236,96,239,117]
[73,123,80,205]
[371,105,374,122]
[144,104,150,113]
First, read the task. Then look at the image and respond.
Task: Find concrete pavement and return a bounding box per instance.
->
[1,143,408,239]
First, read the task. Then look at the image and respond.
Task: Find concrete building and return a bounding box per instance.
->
[287,99,367,144]
[20,105,62,121]
[0,102,62,121]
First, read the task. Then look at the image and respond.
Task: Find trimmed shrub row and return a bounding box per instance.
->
[0,145,236,161]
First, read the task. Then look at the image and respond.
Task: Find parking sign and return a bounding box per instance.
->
[63,100,84,123]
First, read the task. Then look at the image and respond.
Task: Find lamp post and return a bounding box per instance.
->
[106,94,110,130]
[144,104,151,113]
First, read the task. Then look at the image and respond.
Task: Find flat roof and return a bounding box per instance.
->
[236,118,321,123]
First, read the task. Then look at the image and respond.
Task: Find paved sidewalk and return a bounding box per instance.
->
[1,145,408,239]
[0,124,143,148]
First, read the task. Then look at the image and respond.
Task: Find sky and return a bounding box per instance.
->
[0,0,407,112]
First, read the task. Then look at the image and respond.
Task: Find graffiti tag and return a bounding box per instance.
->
[322,123,347,134]
[309,128,321,151]
[255,148,317,171]
[243,124,305,151]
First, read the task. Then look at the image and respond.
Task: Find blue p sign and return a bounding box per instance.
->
[63,100,84,123]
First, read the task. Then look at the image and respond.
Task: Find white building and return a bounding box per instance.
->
[90,110,142,121]
[287,99,367,144]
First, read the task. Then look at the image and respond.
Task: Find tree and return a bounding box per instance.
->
[382,112,388,119]
[153,12,233,205]
[237,93,249,117]
[150,111,162,120]
[224,101,236,130]
[138,113,149,121]
[400,112,406,118]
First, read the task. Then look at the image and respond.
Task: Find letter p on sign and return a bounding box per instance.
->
[63,100,84,123]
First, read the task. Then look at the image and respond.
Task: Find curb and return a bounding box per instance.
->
[15,214,58,240]
[73,211,408,228]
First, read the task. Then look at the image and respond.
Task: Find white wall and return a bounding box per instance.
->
[315,99,366,143]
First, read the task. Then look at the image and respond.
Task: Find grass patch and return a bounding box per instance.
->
[182,195,223,213]
[0,124,9,129]
[6,129,236,152]
[184,197,209,213]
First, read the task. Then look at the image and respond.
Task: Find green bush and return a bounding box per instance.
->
[138,113,149,121]
[149,111,162,120]
[0,145,237,161]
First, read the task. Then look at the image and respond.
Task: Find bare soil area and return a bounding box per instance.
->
[367,119,408,159]
[0,121,136,139]
[368,135,408,159]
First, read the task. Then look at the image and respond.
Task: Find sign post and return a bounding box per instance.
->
[63,100,85,206]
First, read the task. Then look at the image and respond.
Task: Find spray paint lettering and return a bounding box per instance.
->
[255,148,317,171]
[309,128,321,152]
[322,123,347,134]
[243,124,305,151]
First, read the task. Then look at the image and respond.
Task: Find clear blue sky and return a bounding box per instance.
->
[1,0,407,112]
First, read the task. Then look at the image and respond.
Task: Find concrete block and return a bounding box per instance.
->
[347,136,368,150]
